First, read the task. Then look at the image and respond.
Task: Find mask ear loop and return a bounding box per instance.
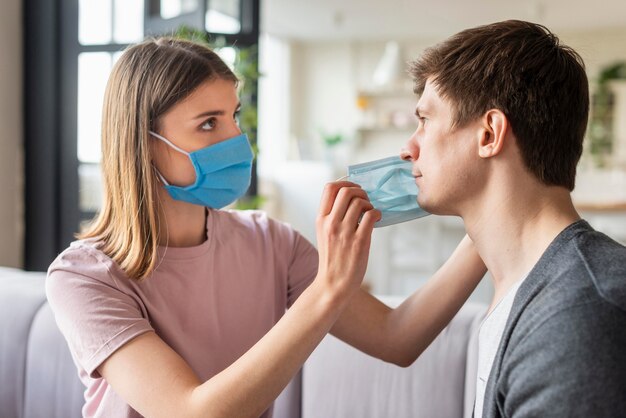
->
[152,166,171,186]
[336,175,349,181]
[149,131,190,187]
[149,131,190,156]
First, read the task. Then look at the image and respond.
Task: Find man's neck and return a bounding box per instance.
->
[464,183,580,309]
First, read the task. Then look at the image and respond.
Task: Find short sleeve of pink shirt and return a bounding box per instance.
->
[46,210,319,418]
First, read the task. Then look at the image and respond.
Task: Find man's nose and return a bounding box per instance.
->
[400,133,419,161]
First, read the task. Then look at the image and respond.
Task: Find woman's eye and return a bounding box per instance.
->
[234,110,241,124]
[201,118,217,131]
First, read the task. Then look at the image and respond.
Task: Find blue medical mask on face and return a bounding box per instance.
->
[150,131,253,209]
[347,156,430,227]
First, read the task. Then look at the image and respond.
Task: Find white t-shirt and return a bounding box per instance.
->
[473,276,526,418]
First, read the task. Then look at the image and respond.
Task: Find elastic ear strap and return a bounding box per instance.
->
[152,165,171,186]
[149,131,189,156]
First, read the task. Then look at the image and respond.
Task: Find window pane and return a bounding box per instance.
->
[79,163,103,212]
[160,0,199,19]
[206,0,240,34]
[113,51,125,64]
[78,52,113,163]
[114,0,144,43]
[216,46,237,70]
[79,0,112,45]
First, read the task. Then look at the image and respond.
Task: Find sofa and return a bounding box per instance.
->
[0,266,486,418]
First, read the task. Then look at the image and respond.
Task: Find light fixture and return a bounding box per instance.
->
[373,41,403,88]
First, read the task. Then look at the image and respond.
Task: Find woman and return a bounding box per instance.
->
[47,37,486,418]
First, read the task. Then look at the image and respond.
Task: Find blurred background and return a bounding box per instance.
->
[2,0,626,304]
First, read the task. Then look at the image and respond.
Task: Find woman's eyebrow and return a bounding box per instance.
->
[193,103,241,120]
[193,109,225,119]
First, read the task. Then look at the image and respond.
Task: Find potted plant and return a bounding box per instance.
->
[588,62,626,167]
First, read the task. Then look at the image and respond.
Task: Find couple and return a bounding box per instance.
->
[46,19,625,418]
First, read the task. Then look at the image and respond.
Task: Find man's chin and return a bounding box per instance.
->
[417,197,435,214]
[420,200,456,217]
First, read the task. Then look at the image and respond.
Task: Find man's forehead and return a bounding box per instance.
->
[416,81,441,111]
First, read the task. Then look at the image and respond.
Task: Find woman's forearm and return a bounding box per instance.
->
[331,234,486,367]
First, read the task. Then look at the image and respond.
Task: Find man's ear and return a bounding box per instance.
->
[478,109,508,159]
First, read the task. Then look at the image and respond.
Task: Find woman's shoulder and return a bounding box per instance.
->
[216,209,297,238]
[47,238,122,285]
[215,210,316,262]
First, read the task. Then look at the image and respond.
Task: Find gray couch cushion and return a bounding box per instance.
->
[23,303,84,417]
[0,268,49,418]
[1,267,84,418]
[463,304,485,418]
[302,302,487,418]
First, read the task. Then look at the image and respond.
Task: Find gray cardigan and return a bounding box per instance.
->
[483,220,626,418]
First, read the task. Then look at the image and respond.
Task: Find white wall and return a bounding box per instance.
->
[560,28,626,83]
[0,0,23,268]
[290,41,360,161]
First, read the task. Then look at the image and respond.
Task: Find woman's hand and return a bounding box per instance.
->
[314,181,381,300]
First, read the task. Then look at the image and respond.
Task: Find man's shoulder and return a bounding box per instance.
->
[509,223,626,346]
[570,226,626,311]
[526,221,626,313]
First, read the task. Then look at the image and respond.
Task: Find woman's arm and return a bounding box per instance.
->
[98,182,380,418]
[330,234,486,367]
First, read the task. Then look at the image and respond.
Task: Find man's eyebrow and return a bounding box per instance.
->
[193,103,241,120]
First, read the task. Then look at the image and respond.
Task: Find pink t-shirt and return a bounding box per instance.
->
[46,210,318,418]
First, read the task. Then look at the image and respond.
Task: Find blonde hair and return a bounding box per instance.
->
[79,37,238,281]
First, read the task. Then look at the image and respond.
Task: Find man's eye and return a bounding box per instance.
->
[201,118,217,131]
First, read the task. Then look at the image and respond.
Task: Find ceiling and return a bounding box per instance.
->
[261,0,626,41]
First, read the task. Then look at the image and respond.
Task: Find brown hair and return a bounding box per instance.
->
[79,37,238,280]
[409,20,589,191]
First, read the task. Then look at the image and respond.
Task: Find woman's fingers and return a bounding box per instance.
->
[318,181,380,234]
[343,196,374,227]
[314,181,380,298]
[330,187,370,222]
[318,181,361,216]
[356,208,381,236]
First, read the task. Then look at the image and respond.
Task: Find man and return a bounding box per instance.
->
[400,20,626,417]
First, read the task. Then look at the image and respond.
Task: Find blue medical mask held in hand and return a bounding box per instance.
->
[347,156,430,227]
[150,131,253,209]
